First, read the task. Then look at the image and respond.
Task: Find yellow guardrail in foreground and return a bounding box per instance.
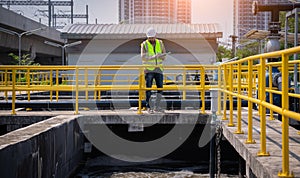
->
[220,45,300,178]
[0,46,300,177]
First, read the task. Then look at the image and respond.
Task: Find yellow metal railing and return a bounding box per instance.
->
[0,65,216,115]
[220,45,300,178]
[0,46,300,177]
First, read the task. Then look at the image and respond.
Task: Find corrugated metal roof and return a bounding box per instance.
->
[61,23,222,39]
[244,29,300,43]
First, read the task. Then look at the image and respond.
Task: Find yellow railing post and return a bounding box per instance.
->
[142,72,146,102]
[217,65,221,115]
[228,64,235,127]
[98,71,102,101]
[245,60,255,144]
[4,69,8,101]
[56,69,59,102]
[11,69,16,115]
[235,62,244,134]
[94,89,97,100]
[17,70,21,86]
[258,57,270,156]
[222,65,228,120]
[50,69,53,101]
[137,67,143,114]
[32,72,35,85]
[85,68,88,101]
[75,67,79,115]
[258,64,261,116]
[18,70,21,95]
[98,89,101,100]
[94,69,97,101]
[200,67,205,113]
[268,66,274,120]
[183,69,186,100]
[26,68,30,101]
[278,54,294,177]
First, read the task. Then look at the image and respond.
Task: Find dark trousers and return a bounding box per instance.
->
[145,72,163,108]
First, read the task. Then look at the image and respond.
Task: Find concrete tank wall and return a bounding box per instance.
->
[0,115,84,178]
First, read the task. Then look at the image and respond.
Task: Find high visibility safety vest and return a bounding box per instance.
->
[141,39,163,71]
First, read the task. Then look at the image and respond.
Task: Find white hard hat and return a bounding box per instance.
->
[146,27,156,38]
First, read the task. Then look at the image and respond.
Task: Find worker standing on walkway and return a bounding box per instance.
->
[141,27,167,114]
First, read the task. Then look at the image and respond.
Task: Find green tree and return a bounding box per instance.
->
[8,53,39,66]
[279,11,300,33]
[216,45,232,62]
[8,53,40,84]
[236,41,260,59]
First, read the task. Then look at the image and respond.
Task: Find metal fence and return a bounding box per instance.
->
[220,45,300,177]
[0,46,300,176]
[0,65,217,114]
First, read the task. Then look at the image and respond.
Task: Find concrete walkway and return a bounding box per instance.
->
[222,108,300,178]
[1,108,300,177]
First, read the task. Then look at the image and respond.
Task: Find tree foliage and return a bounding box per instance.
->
[236,41,260,59]
[216,45,232,62]
[279,11,300,33]
[8,53,39,66]
[217,41,261,62]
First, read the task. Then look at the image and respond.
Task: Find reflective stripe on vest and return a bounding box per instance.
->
[142,39,163,71]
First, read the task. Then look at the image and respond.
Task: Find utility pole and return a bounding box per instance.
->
[230,35,238,58]
[48,0,51,27]
[71,0,73,23]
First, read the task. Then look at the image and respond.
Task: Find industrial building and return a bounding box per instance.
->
[61,23,222,66]
[119,0,191,24]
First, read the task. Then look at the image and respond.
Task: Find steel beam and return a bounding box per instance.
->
[0,1,72,6]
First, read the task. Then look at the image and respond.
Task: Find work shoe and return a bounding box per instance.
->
[147,108,154,114]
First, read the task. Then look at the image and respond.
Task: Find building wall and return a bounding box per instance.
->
[119,0,191,24]
[66,38,216,66]
[235,0,290,38]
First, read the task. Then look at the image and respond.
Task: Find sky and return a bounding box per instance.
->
[7,0,233,42]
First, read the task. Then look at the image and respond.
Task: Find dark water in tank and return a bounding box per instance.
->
[74,124,240,178]
[75,155,238,178]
